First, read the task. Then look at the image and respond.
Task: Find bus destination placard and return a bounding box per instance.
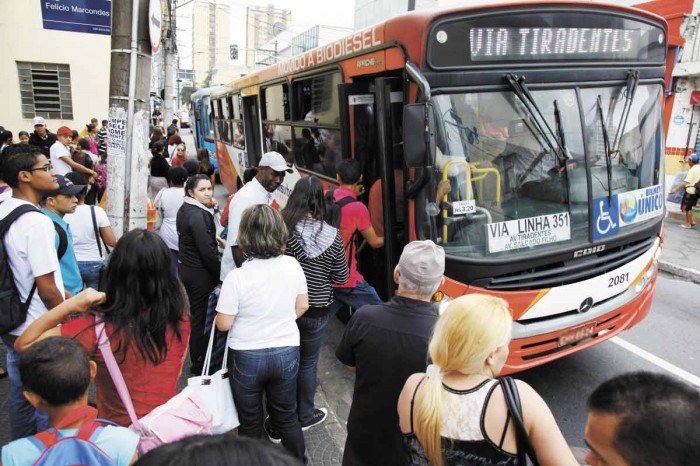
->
[428,10,666,68]
[486,212,571,253]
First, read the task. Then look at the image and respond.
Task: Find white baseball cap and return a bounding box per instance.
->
[258,151,293,173]
[33,117,46,126]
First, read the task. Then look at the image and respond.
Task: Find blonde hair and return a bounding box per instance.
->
[414,294,513,466]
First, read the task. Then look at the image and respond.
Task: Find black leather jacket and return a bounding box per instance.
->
[176,202,220,278]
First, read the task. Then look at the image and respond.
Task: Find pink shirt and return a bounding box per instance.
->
[332,186,371,288]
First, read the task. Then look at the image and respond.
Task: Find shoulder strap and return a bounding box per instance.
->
[52,222,68,260]
[90,206,103,258]
[409,376,427,432]
[31,406,100,448]
[94,319,141,429]
[335,195,359,208]
[499,377,540,466]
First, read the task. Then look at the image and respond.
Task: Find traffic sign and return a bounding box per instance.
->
[149,0,162,53]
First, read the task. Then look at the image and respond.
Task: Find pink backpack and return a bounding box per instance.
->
[95,320,212,455]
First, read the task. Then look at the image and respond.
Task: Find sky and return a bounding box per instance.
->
[174,0,644,72]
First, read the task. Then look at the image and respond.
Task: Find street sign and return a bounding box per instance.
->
[149,0,163,53]
[40,0,111,35]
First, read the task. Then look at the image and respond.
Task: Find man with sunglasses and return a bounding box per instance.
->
[0,146,65,439]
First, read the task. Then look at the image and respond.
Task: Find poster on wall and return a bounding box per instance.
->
[40,0,111,35]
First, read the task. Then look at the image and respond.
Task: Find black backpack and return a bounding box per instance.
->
[0,205,68,335]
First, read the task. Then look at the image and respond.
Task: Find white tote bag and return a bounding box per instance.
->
[188,324,239,434]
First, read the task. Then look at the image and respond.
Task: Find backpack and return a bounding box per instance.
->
[27,406,118,466]
[0,204,41,334]
[52,221,68,260]
[323,189,361,267]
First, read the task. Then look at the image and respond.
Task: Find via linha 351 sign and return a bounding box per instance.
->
[40,0,111,35]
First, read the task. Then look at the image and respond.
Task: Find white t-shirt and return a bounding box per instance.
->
[217,255,307,350]
[684,164,700,195]
[154,187,185,250]
[64,205,111,262]
[0,198,64,336]
[220,177,273,281]
[49,141,72,176]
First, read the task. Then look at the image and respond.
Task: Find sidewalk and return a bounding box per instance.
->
[660,210,700,284]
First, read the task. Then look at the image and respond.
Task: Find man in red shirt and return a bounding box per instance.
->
[331,159,384,319]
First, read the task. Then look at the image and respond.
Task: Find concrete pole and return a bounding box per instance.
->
[106,0,152,236]
[162,0,178,123]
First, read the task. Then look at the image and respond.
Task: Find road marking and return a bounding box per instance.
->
[610,337,700,387]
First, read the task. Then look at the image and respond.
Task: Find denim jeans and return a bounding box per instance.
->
[2,335,49,440]
[331,280,382,317]
[78,260,104,291]
[296,309,332,425]
[230,346,306,461]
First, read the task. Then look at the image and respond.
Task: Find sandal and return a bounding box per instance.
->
[680,224,693,229]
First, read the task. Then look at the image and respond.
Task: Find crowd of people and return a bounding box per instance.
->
[0,115,698,466]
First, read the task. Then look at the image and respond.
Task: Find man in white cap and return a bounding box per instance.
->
[219,151,293,280]
[27,117,56,157]
[336,240,445,466]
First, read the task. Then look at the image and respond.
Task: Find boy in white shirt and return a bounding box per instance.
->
[0,147,65,439]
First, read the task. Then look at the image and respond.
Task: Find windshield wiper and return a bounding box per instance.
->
[596,95,614,203]
[611,70,640,166]
[554,99,571,206]
[505,74,571,163]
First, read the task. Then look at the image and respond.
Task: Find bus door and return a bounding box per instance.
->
[339,77,405,299]
[242,96,262,168]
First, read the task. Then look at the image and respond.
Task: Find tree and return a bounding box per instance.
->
[180,86,196,107]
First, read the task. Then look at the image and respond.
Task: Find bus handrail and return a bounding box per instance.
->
[440,161,501,244]
[405,61,430,101]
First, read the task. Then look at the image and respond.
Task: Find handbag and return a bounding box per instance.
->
[187,320,239,434]
[499,377,540,466]
[95,319,213,455]
[89,206,110,290]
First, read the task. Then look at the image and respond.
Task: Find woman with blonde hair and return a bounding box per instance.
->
[398,294,577,466]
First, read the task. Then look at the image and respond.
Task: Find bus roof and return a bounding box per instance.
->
[216,1,666,94]
[191,85,229,101]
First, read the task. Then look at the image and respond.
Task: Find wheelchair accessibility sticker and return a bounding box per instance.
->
[593,195,620,240]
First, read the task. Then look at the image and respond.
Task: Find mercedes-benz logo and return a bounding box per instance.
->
[579,297,594,313]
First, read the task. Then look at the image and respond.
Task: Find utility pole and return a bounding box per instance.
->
[162,0,178,124]
[107,0,152,235]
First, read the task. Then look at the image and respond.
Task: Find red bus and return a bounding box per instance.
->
[209,2,667,373]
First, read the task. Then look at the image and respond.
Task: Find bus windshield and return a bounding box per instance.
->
[420,84,663,259]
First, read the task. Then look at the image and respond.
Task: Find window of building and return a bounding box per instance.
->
[17,62,73,120]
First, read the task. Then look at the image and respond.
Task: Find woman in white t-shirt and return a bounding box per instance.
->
[154,166,188,273]
[215,204,309,462]
[64,172,117,290]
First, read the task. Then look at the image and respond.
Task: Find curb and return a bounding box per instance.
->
[658,259,700,284]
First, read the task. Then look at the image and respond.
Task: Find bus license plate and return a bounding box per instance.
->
[558,322,596,347]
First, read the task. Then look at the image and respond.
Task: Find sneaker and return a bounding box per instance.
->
[301,407,328,431]
[263,417,282,444]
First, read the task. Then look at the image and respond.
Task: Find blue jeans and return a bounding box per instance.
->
[230,346,306,461]
[331,280,382,317]
[2,335,49,440]
[78,260,104,291]
[296,309,332,425]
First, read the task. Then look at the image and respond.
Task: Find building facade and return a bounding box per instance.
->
[245,4,292,68]
[0,1,110,136]
[192,0,231,87]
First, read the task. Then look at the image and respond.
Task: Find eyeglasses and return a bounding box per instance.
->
[177,147,186,151]
[24,163,53,173]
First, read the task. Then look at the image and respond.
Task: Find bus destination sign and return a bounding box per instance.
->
[427,10,666,68]
[469,27,640,62]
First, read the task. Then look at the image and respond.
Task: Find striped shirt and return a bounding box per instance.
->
[286,218,349,309]
[97,126,108,155]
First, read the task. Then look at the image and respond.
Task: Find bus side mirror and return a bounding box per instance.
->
[403,103,436,168]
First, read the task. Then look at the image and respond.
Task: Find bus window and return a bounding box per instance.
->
[263,84,290,122]
[263,124,293,164]
[233,122,245,150]
[293,73,341,125]
[292,127,341,176]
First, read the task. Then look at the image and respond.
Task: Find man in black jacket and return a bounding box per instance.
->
[27,117,56,157]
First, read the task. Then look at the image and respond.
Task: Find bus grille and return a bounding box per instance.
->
[484,237,655,291]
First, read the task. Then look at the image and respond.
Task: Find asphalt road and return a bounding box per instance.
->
[316,273,700,454]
